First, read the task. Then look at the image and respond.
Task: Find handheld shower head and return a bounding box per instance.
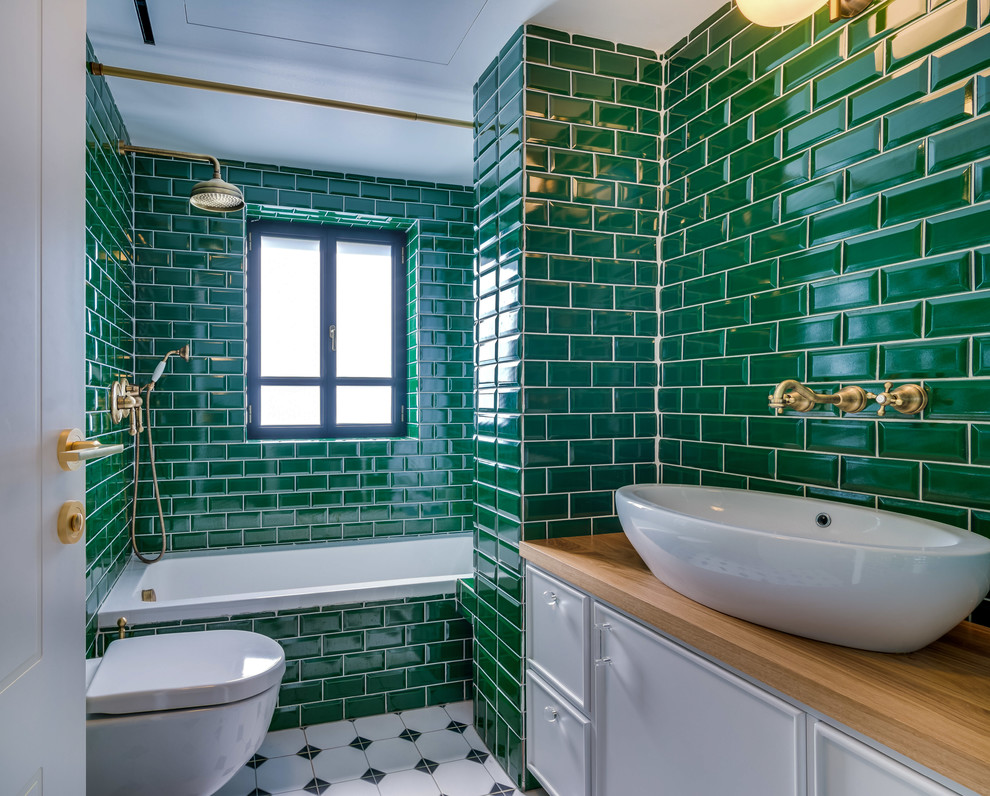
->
[150,344,192,384]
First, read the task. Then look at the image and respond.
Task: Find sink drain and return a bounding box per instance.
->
[815,513,831,528]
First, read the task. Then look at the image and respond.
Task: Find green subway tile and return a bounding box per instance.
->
[809,346,877,380]
[702,415,748,444]
[724,445,775,478]
[751,286,807,322]
[783,30,843,90]
[756,20,813,75]
[846,144,925,200]
[730,133,782,180]
[849,63,927,126]
[842,456,919,498]
[925,290,990,336]
[752,219,807,261]
[845,301,922,344]
[878,497,969,529]
[881,252,971,302]
[782,173,843,220]
[811,272,878,313]
[928,115,990,173]
[977,336,990,376]
[928,380,990,418]
[880,338,969,379]
[756,87,812,140]
[848,0,927,54]
[810,197,879,246]
[814,47,884,108]
[879,421,968,463]
[725,323,777,355]
[784,102,846,156]
[731,71,783,122]
[549,96,594,124]
[884,81,974,149]
[807,419,876,455]
[704,298,750,329]
[882,167,970,227]
[886,0,978,70]
[596,50,639,79]
[974,425,990,465]
[778,450,839,487]
[922,463,990,509]
[843,222,922,273]
[727,261,776,297]
[926,204,990,256]
[549,41,594,70]
[779,243,842,285]
[778,314,840,350]
[931,28,990,89]
[812,121,881,176]
[749,417,804,449]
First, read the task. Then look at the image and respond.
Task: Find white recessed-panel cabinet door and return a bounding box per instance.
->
[595,604,806,796]
[813,723,958,796]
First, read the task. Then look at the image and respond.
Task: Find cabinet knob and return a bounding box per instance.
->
[544,705,558,723]
[543,590,558,606]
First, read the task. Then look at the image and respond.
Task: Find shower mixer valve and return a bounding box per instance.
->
[110,376,145,435]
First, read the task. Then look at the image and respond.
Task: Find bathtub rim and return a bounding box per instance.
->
[97,532,473,626]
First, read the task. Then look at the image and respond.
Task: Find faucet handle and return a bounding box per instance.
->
[866,382,894,417]
[867,382,927,417]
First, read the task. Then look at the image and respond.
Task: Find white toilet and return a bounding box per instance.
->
[86,629,285,796]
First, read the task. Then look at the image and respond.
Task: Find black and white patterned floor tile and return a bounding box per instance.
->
[212,702,547,796]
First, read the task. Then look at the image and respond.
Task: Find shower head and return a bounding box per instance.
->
[150,344,192,385]
[190,172,245,213]
[117,141,245,213]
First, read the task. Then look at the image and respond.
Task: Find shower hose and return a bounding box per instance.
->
[130,383,167,563]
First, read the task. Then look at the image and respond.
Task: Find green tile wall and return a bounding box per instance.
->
[659,0,990,624]
[129,157,475,552]
[96,593,471,730]
[85,39,135,657]
[472,25,660,787]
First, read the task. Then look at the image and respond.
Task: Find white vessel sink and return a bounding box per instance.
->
[616,484,990,653]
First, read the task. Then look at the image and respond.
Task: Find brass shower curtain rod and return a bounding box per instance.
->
[87,62,474,130]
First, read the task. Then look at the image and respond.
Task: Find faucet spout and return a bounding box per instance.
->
[768,380,869,415]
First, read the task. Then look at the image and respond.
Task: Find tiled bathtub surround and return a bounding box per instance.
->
[84,39,135,656]
[98,594,472,731]
[471,25,661,785]
[129,157,475,553]
[659,0,990,619]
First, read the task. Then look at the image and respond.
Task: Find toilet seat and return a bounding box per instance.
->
[87,629,285,715]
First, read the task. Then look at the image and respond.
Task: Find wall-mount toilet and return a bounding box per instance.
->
[86,629,285,796]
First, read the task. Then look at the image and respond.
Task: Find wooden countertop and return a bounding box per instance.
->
[520,534,990,795]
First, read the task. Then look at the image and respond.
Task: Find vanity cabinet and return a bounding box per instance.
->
[524,565,974,796]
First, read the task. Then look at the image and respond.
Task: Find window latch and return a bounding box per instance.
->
[328,324,336,352]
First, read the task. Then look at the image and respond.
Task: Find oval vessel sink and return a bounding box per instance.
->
[616,485,990,653]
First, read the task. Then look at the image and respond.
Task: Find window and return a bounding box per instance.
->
[246,220,407,439]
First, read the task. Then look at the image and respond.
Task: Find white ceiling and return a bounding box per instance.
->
[87,0,727,185]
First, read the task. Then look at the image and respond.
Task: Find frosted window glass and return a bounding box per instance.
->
[335,241,392,378]
[260,236,321,377]
[260,385,321,426]
[336,386,392,425]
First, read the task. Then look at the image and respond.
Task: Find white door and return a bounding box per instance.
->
[595,604,806,796]
[0,1,87,794]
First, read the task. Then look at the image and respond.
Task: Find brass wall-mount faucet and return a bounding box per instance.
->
[768,380,870,415]
[768,380,928,416]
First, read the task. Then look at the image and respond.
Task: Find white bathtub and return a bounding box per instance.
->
[98,533,473,625]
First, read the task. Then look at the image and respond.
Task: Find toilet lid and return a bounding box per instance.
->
[87,630,286,715]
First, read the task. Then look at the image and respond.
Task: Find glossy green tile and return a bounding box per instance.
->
[931,28,990,88]
[845,301,922,344]
[749,417,803,449]
[886,0,978,70]
[710,118,756,159]
[927,380,990,418]
[730,71,783,121]
[843,222,922,272]
[849,63,927,126]
[779,243,842,285]
[725,323,777,355]
[973,425,990,465]
[752,219,807,260]
[879,421,968,463]
[782,173,843,220]
[778,450,839,487]
[925,290,990,336]
[880,338,969,379]
[812,121,881,177]
[810,196,879,246]
[842,456,919,498]
[925,204,990,255]
[751,285,808,323]
[549,41,594,71]
[783,30,843,91]
[814,47,884,108]
[883,81,974,148]
[846,143,925,200]
[882,167,971,227]
[807,419,876,455]
[727,261,776,297]
[778,314,841,350]
[877,497,969,529]
[809,346,877,380]
[724,445,775,478]
[928,115,990,173]
[810,272,878,313]
[977,335,990,376]
[784,102,846,156]
[848,0,927,54]
[881,252,971,302]
[922,463,990,509]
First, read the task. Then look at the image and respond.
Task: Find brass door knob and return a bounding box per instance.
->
[57,500,86,544]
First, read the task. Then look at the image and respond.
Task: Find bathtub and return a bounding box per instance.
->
[98,533,473,625]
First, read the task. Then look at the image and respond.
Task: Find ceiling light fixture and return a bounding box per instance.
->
[737,0,872,27]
